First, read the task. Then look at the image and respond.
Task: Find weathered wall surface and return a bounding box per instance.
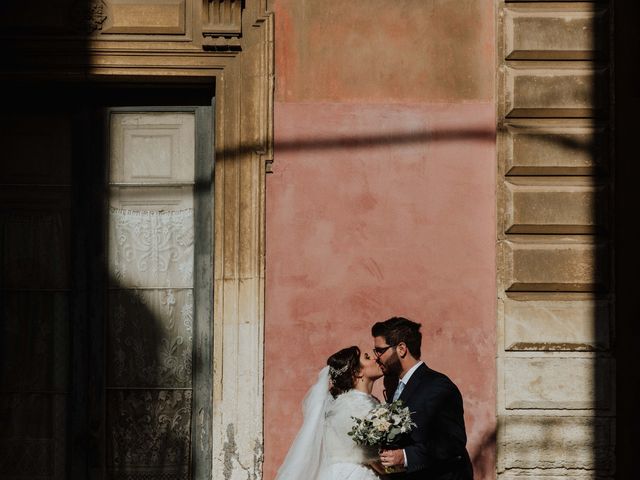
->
[265,1,497,479]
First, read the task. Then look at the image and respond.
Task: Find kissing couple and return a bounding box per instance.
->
[275,317,474,480]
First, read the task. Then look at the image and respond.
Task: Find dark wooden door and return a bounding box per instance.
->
[0,87,214,480]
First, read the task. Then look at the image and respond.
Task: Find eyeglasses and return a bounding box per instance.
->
[373,345,395,357]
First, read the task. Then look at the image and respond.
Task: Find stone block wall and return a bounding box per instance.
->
[497,1,614,478]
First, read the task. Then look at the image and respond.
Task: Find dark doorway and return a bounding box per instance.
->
[613,2,640,479]
[0,82,215,480]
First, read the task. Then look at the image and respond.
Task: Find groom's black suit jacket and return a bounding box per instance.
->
[389,363,473,480]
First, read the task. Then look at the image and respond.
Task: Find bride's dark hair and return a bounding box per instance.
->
[327,346,361,398]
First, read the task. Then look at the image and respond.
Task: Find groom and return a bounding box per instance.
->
[372,317,473,479]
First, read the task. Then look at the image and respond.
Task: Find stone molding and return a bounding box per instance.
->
[1,0,246,43]
[202,0,243,50]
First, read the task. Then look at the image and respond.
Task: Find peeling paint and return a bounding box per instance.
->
[508,342,598,351]
[223,424,237,480]
[223,423,264,480]
[252,438,264,480]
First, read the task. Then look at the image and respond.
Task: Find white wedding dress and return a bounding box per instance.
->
[318,389,380,480]
[275,367,380,480]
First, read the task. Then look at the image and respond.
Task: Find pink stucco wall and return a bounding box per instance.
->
[265,1,496,479]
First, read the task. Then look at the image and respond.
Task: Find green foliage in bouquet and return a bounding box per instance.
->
[348,400,416,447]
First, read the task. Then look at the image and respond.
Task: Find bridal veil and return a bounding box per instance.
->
[274,366,332,480]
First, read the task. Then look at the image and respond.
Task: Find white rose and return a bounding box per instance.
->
[374,419,391,431]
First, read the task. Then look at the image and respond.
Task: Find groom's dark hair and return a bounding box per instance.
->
[371,317,422,358]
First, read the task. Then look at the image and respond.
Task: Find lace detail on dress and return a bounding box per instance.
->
[109,208,194,288]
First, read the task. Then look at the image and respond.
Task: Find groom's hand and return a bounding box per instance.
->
[379,448,404,467]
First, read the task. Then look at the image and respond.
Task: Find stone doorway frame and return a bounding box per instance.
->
[2,3,274,478]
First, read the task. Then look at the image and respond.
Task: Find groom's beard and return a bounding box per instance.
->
[382,355,402,377]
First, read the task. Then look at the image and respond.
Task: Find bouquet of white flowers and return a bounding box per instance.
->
[348,400,416,447]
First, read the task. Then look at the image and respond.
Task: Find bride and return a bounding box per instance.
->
[275,346,384,480]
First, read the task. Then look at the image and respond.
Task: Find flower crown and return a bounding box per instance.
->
[329,363,350,379]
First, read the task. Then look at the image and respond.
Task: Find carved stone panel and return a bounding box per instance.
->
[504,121,607,176]
[71,0,108,33]
[505,5,608,60]
[102,0,186,35]
[503,298,610,351]
[504,180,605,234]
[505,65,608,118]
[110,186,194,210]
[103,106,210,480]
[0,0,109,34]
[108,209,194,288]
[107,289,193,388]
[106,389,192,479]
[110,112,195,184]
[504,357,610,409]
[503,240,607,292]
[499,416,614,472]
